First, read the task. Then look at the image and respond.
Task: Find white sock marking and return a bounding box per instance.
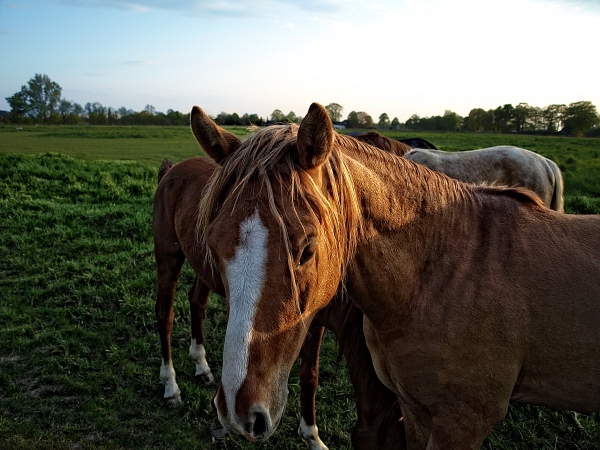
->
[221,210,268,425]
[160,358,181,399]
[298,417,329,450]
[189,338,211,377]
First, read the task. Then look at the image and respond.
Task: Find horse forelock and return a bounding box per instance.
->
[196,125,365,303]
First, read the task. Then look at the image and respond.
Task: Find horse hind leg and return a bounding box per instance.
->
[155,251,185,405]
[298,324,329,450]
[188,277,214,383]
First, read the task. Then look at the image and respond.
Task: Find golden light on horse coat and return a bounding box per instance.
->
[194,102,600,449]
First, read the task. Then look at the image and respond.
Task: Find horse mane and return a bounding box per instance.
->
[158,158,173,183]
[474,184,546,208]
[196,124,365,308]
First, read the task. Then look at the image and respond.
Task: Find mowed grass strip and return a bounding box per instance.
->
[0,130,599,448]
[3,125,600,195]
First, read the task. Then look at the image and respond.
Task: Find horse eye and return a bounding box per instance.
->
[299,245,316,266]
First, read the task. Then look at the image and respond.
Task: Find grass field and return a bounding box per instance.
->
[1,125,600,449]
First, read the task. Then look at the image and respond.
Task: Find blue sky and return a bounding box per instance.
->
[1,0,599,122]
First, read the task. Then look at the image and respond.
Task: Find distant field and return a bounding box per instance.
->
[1,127,600,449]
[2,125,599,195]
[0,125,246,166]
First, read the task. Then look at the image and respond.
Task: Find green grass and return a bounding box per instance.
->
[1,128,600,449]
[0,125,248,166]
[0,153,355,449]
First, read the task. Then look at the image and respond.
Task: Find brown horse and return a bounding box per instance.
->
[192,102,600,449]
[153,157,404,449]
[352,131,413,156]
[403,146,564,212]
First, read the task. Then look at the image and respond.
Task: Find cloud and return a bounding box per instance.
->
[36,0,347,18]
[123,60,160,66]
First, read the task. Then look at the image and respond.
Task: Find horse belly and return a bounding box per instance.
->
[511,331,600,413]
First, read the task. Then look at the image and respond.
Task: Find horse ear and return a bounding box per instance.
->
[190,106,241,164]
[297,103,334,171]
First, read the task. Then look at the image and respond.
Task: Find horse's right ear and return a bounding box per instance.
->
[190,106,241,164]
[297,103,334,171]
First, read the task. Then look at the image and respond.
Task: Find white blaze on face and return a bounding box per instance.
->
[221,209,268,424]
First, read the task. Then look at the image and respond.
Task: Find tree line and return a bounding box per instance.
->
[4,74,191,126]
[4,75,599,137]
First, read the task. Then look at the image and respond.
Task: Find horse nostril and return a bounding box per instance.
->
[252,411,267,437]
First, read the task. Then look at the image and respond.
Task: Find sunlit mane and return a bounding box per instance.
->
[196,124,364,305]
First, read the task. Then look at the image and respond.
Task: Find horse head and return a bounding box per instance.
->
[192,103,356,442]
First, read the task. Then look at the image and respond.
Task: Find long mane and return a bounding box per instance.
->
[196,125,365,305]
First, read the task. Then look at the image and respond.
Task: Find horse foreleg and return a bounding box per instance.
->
[155,252,184,405]
[188,277,214,383]
[298,325,329,450]
[403,401,506,450]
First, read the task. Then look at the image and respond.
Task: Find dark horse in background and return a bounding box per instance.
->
[153,157,404,450]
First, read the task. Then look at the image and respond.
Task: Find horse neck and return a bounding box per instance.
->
[342,152,470,323]
[346,152,467,239]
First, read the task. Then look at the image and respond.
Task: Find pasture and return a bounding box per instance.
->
[1,125,599,449]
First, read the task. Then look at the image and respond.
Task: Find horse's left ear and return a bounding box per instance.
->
[297,103,334,171]
[190,106,241,164]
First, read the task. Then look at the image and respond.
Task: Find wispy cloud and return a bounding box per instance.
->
[28,0,349,18]
[123,60,160,66]
[22,0,354,18]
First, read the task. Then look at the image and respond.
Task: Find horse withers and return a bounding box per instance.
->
[193,102,600,449]
[153,156,404,449]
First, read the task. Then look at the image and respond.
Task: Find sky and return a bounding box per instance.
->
[1,0,599,122]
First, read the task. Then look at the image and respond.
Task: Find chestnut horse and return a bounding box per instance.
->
[352,131,413,156]
[153,157,404,449]
[192,102,600,449]
[403,146,564,212]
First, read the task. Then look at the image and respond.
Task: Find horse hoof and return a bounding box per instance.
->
[198,371,214,384]
[165,394,182,406]
[210,419,228,440]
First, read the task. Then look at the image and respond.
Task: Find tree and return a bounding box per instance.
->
[325,103,343,122]
[346,111,373,128]
[378,113,390,129]
[390,117,401,130]
[26,74,62,124]
[405,114,420,129]
[58,99,73,124]
[85,102,107,125]
[542,104,565,132]
[5,86,29,118]
[6,74,61,123]
[494,104,515,133]
[563,101,599,136]
[270,109,286,123]
[286,111,298,123]
[144,104,156,115]
[357,112,373,128]
[441,110,462,131]
[512,103,531,133]
[466,108,487,132]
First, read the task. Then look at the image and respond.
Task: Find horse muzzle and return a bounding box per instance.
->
[214,393,283,443]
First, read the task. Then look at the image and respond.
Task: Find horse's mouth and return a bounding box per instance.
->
[213,413,283,443]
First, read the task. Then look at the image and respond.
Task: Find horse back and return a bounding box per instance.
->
[153,157,223,291]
